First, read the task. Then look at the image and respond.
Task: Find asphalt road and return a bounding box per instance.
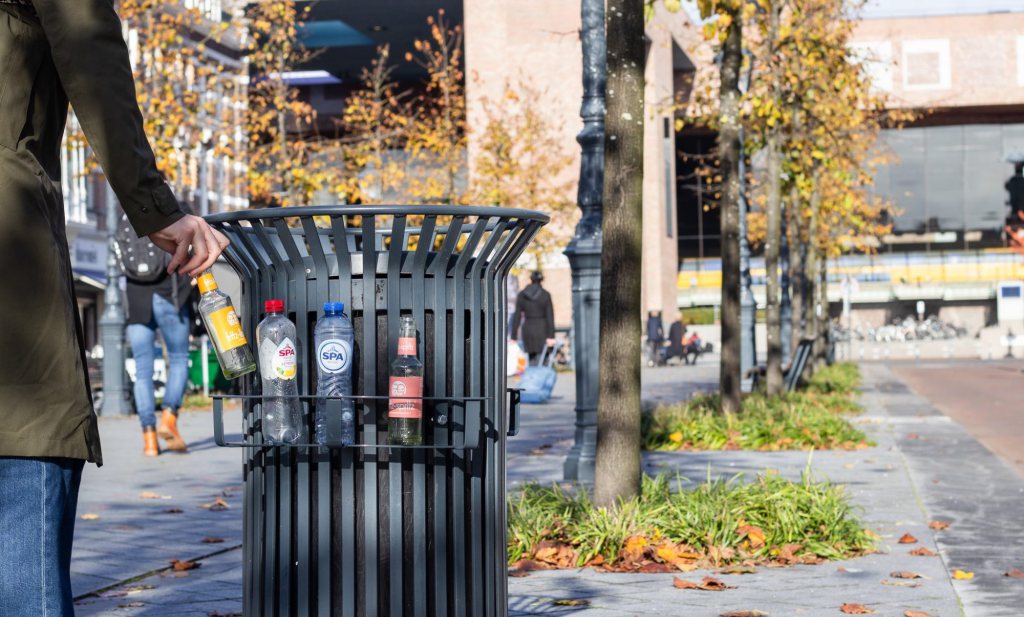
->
[890,359,1024,478]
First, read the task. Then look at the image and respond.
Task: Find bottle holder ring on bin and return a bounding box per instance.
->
[205,205,546,617]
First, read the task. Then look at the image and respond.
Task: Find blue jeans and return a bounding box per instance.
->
[127,293,190,430]
[0,457,84,616]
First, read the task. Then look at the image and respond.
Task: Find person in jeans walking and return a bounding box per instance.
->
[126,271,193,455]
[0,1,229,614]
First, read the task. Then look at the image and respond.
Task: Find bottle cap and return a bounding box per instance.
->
[265,299,284,313]
[196,272,217,294]
[323,302,345,315]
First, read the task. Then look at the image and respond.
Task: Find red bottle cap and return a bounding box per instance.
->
[265,299,284,313]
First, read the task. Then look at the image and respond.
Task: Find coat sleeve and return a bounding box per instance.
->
[32,0,184,236]
[511,293,523,339]
[544,292,555,339]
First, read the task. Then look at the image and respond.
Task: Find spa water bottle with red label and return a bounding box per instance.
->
[197,271,256,379]
[388,316,423,445]
[257,299,305,444]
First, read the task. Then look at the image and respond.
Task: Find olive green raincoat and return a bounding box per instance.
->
[0,0,185,464]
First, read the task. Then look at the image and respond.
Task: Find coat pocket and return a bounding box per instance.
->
[0,8,44,151]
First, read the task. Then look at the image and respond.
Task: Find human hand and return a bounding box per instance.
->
[545,338,556,347]
[149,214,230,277]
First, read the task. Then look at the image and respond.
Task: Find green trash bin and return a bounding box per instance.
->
[188,347,232,392]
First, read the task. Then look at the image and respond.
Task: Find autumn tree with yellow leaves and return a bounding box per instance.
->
[472,80,575,269]
[246,0,333,207]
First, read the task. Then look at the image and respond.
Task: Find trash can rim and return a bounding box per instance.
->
[204,204,550,225]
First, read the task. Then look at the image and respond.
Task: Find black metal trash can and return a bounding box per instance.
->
[206,205,547,617]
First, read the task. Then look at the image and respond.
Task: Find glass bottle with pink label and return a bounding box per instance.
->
[388,315,424,445]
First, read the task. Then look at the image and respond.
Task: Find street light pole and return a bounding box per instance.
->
[563,0,605,484]
[99,183,131,416]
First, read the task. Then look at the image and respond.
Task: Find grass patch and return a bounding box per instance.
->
[642,362,869,451]
[508,473,874,571]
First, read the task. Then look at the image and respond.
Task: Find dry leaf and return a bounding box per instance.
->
[673,576,735,591]
[509,558,553,573]
[836,566,850,573]
[881,580,922,588]
[737,525,766,549]
[898,533,918,544]
[889,571,923,579]
[721,612,768,617]
[718,564,757,575]
[551,599,590,607]
[139,491,171,500]
[170,559,201,571]
[840,604,876,614]
[952,569,974,580]
[117,602,145,608]
[1006,568,1024,578]
[162,508,184,514]
[904,611,938,617]
[80,513,99,521]
[201,537,225,544]
[929,521,950,530]
[909,547,937,557]
[508,569,530,578]
[199,498,230,511]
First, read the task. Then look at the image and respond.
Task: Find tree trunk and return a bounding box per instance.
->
[717,5,743,414]
[815,252,829,370]
[594,0,645,509]
[788,188,805,356]
[764,3,783,396]
[803,190,819,378]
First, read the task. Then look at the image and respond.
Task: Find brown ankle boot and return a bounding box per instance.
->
[158,409,187,452]
[143,427,160,457]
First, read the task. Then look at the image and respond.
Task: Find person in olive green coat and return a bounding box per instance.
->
[0,1,229,613]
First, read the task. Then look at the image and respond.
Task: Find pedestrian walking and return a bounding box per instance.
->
[0,1,228,614]
[512,271,555,365]
[646,310,665,366]
[124,263,194,456]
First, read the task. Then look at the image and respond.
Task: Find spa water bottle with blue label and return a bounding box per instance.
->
[257,299,305,444]
[314,302,355,445]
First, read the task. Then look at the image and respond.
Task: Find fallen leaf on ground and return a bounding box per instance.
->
[720,611,767,617]
[904,611,938,617]
[910,547,937,557]
[117,602,145,608]
[737,525,766,549]
[551,599,590,607]
[840,604,876,614]
[170,559,201,571]
[890,571,923,579]
[201,537,225,544]
[929,521,950,530]
[673,576,735,591]
[881,580,922,588]
[952,569,974,580]
[718,564,757,575]
[508,569,530,578]
[638,562,677,573]
[1006,568,1024,578]
[139,491,171,500]
[199,497,230,511]
[509,558,553,573]
[898,533,918,544]
[162,508,183,514]
[160,571,190,578]
[80,513,99,521]
[837,566,850,573]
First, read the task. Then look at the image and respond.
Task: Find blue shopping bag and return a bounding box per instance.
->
[519,342,558,404]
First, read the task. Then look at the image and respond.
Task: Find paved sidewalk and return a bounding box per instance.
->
[71,360,1024,616]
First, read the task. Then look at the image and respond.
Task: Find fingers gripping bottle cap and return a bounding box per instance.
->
[197,271,218,294]
[323,302,345,315]
[264,299,285,313]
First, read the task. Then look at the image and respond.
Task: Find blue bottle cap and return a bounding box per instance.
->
[323,302,345,315]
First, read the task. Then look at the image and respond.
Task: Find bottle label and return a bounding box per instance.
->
[388,376,423,419]
[317,339,352,374]
[208,306,247,351]
[272,338,297,379]
[397,337,417,356]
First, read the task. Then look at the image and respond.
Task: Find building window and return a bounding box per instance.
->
[902,39,951,91]
[849,41,893,92]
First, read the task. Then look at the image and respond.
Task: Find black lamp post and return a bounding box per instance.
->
[563,0,605,483]
[99,184,131,416]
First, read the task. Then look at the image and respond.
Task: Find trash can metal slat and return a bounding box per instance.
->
[207,205,545,616]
